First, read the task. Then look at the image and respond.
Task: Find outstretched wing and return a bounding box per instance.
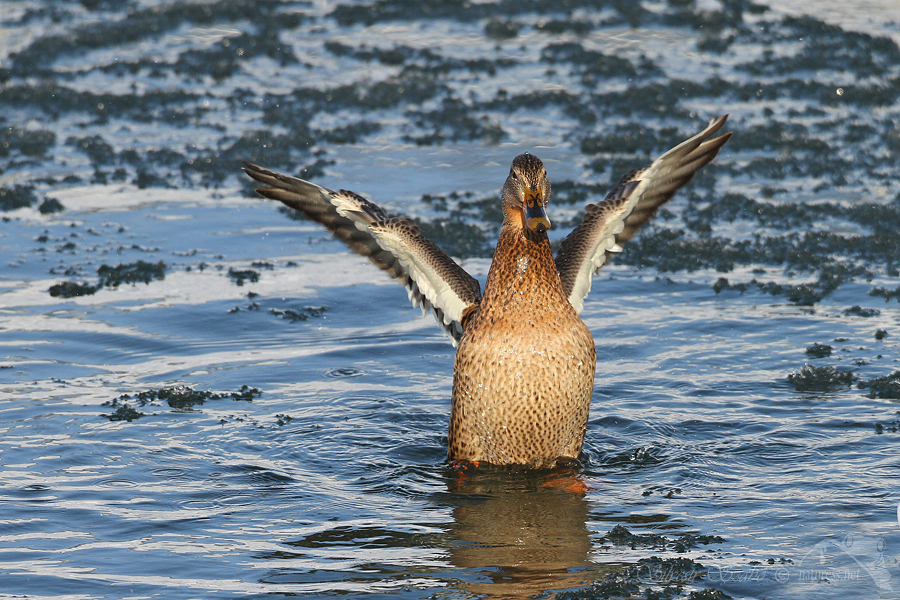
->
[243,163,482,344]
[555,115,732,314]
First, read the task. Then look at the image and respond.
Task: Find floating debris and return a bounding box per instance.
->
[97,260,166,287]
[843,306,879,317]
[557,554,728,600]
[228,295,328,323]
[787,365,856,392]
[870,285,900,303]
[0,126,56,158]
[227,267,259,286]
[48,281,98,298]
[49,260,166,298]
[38,198,64,214]
[859,370,900,399]
[105,403,145,422]
[269,306,328,323]
[711,275,848,306]
[0,185,40,211]
[601,525,725,553]
[103,384,263,419]
[805,343,833,358]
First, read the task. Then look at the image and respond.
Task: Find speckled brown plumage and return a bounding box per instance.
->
[242,116,731,470]
[450,225,596,468]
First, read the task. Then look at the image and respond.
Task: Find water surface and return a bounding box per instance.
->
[1,1,899,598]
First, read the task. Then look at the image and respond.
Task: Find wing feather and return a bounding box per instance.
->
[243,163,482,344]
[555,115,732,314]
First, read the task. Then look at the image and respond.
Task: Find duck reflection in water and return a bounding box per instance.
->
[445,467,611,599]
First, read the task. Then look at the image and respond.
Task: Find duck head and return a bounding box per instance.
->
[501,153,551,233]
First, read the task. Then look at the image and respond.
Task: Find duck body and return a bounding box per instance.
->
[451,226,596,468]
[242,115,731,470]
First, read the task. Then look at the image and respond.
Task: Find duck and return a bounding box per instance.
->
[243,115,731,469]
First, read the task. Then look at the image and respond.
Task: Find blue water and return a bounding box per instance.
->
[2,1,900,598]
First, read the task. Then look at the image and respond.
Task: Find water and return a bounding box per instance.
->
[2,1,900,598]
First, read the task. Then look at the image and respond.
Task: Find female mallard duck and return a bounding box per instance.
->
[243,115,731,469]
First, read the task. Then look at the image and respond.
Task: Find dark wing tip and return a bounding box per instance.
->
[253,187,278,201]
[241,161,266,177]
[697,130,733,164]
[242,162,272,187]
[709,114,729,131]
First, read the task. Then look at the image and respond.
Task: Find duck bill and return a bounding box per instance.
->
[524,188,551,233]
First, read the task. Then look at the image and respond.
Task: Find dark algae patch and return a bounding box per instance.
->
[870,285,900,303]
[228,296,328,323]
[0,126,56,158]
[859,371,900,400]
[602,525,725,553]
[805,343,832,359]
[0,185,40,211]
[555,527,728,600]
[844,305,879,318]
[711,276,848,306]
[557,554,728,600]
[5,0,301,78]
[48,281,98,298]
[103,385,262,420]
[98,260,166,287]
[38,197,64,214]
[105,404,145,422]
[787,363,900,397]
[50,261,167,297]
[269,306,328,323]
[227,267,260,286]
[787,365,856,392]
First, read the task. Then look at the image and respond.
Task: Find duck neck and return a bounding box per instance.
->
[481,224,567,313]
